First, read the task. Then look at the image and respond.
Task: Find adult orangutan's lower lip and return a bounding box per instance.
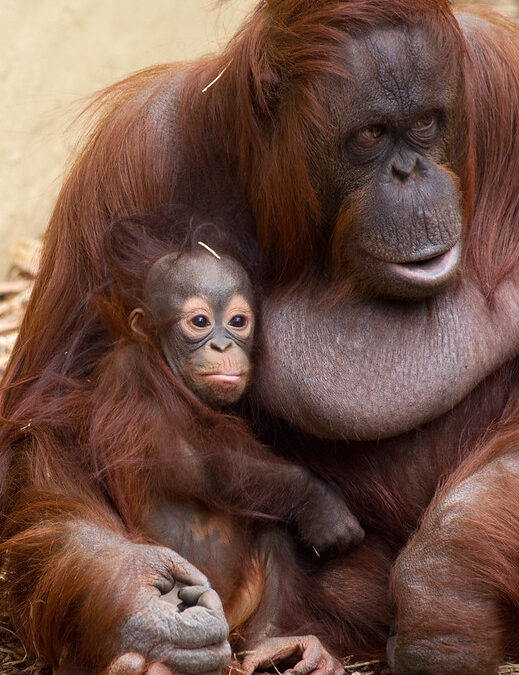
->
[386,242,461,285]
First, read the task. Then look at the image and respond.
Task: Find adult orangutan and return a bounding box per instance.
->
[1,1,519,674]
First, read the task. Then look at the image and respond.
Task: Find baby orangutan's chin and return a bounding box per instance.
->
[192,372,249,409]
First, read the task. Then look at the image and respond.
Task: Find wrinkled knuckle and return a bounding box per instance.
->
[167,553,206,582]
[219,641,233,663]
[157,545,182,566]
[209,616,230,643]
[202,642,232,672]
[204,588,223,606]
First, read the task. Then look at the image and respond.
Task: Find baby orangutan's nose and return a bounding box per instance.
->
[210,337,233,352]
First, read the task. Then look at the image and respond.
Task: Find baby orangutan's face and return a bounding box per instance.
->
[132,251,255,408]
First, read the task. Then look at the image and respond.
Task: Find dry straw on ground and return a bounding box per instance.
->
[1,621,519,675]
[0,237,40,377]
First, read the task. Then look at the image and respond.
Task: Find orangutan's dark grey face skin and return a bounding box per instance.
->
[139,251,255,408]
[256,24,519,441]
[320,24,462,300]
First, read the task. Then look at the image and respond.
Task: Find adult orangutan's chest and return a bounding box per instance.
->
[255,278,519,442]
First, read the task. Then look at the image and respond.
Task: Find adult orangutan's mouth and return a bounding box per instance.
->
[356,241,462,300]
[385,242,461,286]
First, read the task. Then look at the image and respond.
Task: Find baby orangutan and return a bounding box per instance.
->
[89,242,363,674]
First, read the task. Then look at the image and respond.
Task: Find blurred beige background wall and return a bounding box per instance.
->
[0,0,517,280]
[0,0,254,278]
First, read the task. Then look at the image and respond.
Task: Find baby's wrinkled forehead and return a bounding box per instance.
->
[143,251,253,314]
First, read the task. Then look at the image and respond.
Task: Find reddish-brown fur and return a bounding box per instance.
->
[0,218,352,671]
[1,1,519,674]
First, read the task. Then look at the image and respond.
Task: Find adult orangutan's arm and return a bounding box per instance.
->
[2,451,230,674]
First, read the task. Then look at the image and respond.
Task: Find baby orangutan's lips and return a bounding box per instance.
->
[203,373,244,386]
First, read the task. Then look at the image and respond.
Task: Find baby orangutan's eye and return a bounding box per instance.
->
[191,315,211,329]
[229,315,247,329]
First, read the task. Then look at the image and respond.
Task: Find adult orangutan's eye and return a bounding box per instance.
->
[409,115,437,144]
[356,125,385,149]
[229,315,247,329]
[191,315,210,328]
[413,115,434,131]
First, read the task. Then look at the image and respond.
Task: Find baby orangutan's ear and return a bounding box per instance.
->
[129,308,148,339]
